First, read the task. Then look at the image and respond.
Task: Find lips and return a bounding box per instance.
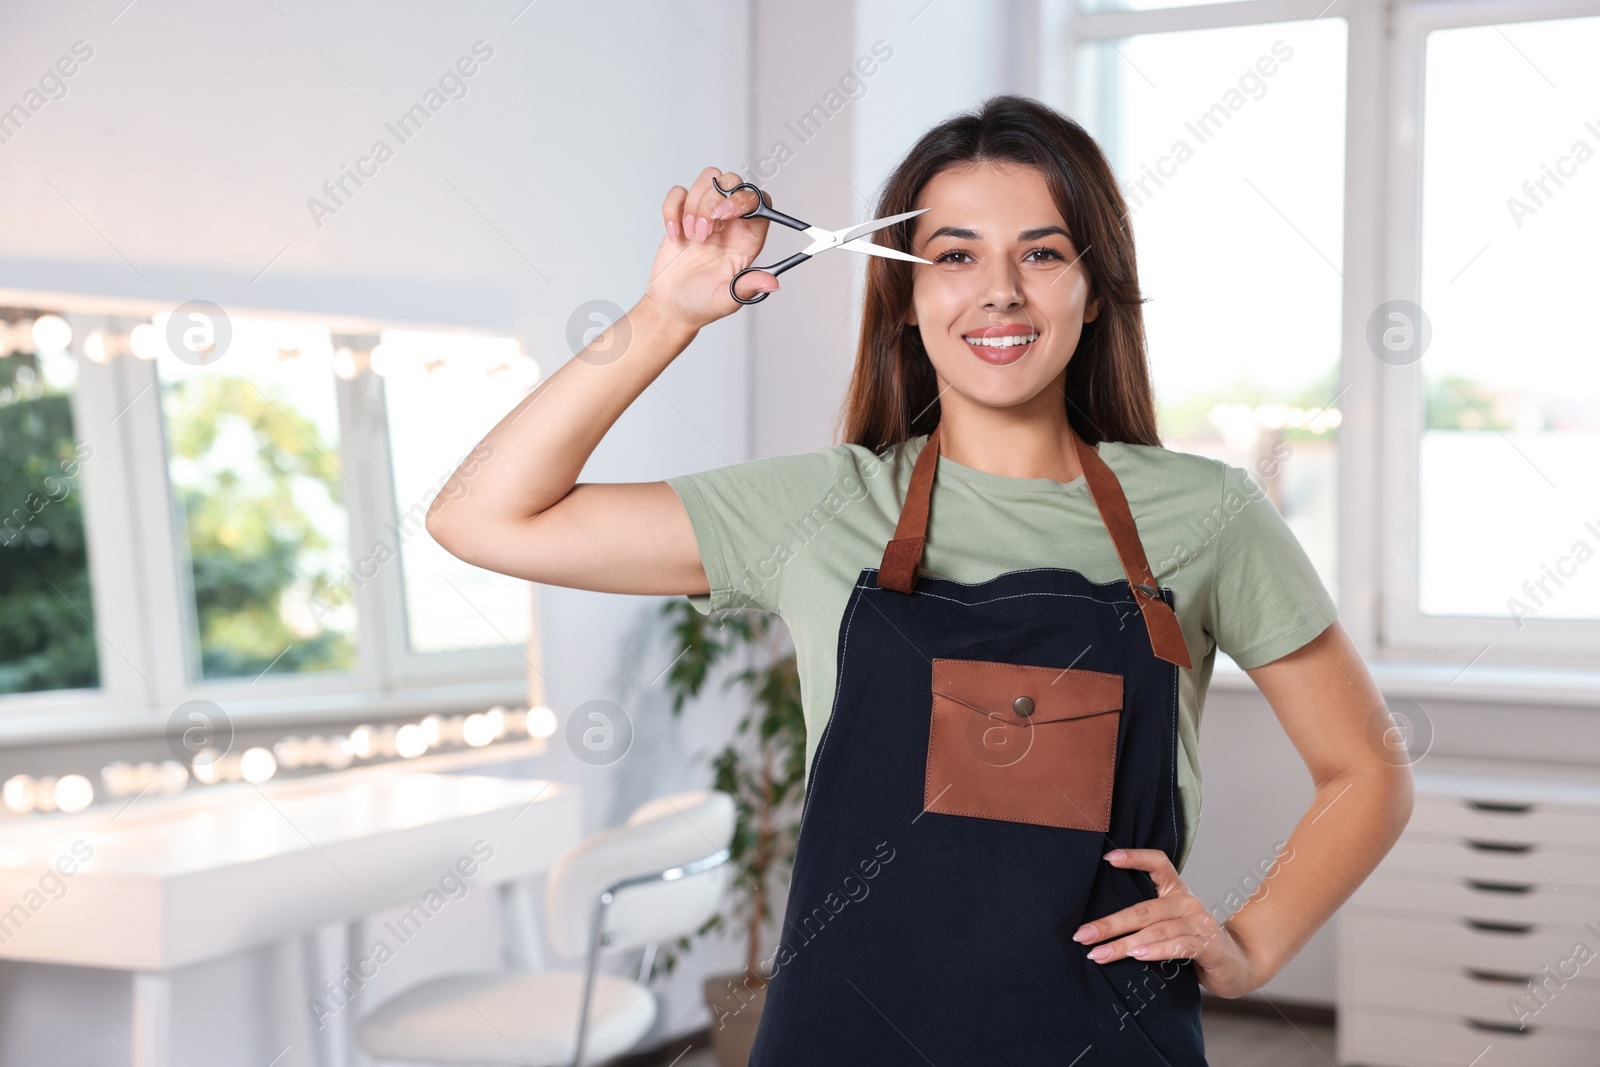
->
[962,324,1038,365]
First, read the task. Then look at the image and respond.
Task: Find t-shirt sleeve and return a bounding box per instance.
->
[1207,462,1339,669]
[665,446,845,616]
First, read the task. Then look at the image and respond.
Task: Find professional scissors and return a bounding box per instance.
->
[712,175,934,305]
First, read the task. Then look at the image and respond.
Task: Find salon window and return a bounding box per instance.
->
[0,306,536,727]
[1046,0,1600,672]
[1062,5,1347,604]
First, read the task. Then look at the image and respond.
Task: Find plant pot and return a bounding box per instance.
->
[703,972,768,1067]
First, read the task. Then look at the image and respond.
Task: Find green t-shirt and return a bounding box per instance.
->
[666,433,1338,873]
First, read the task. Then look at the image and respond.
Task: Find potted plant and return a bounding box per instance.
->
[652,600,806,1067]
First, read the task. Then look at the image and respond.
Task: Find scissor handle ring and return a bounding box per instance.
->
[712,175,767,218]
[728,267,769,305]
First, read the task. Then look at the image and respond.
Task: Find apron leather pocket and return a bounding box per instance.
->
[925,657,1123,832]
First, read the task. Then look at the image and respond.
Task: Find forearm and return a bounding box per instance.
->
[1222,761,1413,988]
[427,293,697,532]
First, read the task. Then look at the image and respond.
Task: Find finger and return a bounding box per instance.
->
[1087,917,1209,964]
[682,166,726,243]
[662,185,688,241]
[1072,892,1185,946]
[731,269,778,303]
[709,173,761,223]
[1118,934,1208,964]
[1103,847,1182,892]
[691,167,741,236]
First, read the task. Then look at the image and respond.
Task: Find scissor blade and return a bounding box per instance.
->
[838,238,934,265]
[830,207,930,247]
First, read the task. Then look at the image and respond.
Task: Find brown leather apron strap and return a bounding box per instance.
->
[875,422,942,596]
[875,424,1192,670]
[1071,433,1193,670]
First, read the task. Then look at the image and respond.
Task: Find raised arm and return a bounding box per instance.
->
[425,167,778,596]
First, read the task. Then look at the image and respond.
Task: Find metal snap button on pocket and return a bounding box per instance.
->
[1013,695,1035,717]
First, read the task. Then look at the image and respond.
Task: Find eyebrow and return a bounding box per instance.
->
[923,225,1072,243]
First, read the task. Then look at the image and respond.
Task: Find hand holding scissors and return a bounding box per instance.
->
[710,175,933,305]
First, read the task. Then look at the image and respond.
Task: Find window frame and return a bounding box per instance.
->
[1053,0,1600,681]
[1381,0,1600,660]
[0,296,532,743]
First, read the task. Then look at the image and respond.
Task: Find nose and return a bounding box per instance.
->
[979,258,1024,312]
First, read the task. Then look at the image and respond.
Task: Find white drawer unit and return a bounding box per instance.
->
[1337,756,1600,1067]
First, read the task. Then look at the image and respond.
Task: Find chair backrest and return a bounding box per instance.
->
[545,789,735,962]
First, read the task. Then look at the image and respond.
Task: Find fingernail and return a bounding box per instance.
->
[1088,946,1109,961]
[1130,945,1149,958]
[1104,850,1126,862]
[684,214,697,237]
[710,202,732,220]
[697,215,711,239]
[1072,925,1096,943]
[666,219,679,239]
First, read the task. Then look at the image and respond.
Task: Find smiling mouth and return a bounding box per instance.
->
[962,328,1038,364]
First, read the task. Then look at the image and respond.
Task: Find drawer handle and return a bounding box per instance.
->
[1465,879,1534,894]
[1465,839,1534,854]
[1466,799,1533,815]
[1465,1018,1534,1036]
[1465,968,1534,986]
[1465,918,1534,935]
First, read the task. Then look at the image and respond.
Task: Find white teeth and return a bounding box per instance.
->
[964,332,1038,348]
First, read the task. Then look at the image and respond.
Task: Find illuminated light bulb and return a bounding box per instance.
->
[83,329,111,363]
[394,723,428,759]
[192,748,223,785]
[504,707,528,736]
[101,761,138,797]
[486,706,507,739]
[157,760,189,794]
[128,322,160,359]
[462,713,494,748]
[333,347,358,380]
[3,775,37,814]
[34,777,59,813]
[323,736,353,770]
[274,736,305,770]
[31,314,71,353]
[348,725,375,759]
[420,715,442,747]
[525,705,558,740]
[239,747,277,784]
[367,343,398,378]
[55,774,94,813]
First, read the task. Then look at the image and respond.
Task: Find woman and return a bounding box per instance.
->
[428,95,1412,1065]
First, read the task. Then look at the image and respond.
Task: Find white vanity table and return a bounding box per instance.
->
[0,760,581,1067]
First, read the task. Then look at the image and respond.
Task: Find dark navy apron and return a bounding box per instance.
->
[748,422,1207,1065]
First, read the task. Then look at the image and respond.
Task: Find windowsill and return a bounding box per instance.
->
[1207,652,1600,708]
[0,677,531,748]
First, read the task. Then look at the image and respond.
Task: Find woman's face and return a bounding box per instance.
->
[907,162,1099,414]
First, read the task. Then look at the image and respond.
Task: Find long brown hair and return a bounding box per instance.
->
[837,94,1161,452]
